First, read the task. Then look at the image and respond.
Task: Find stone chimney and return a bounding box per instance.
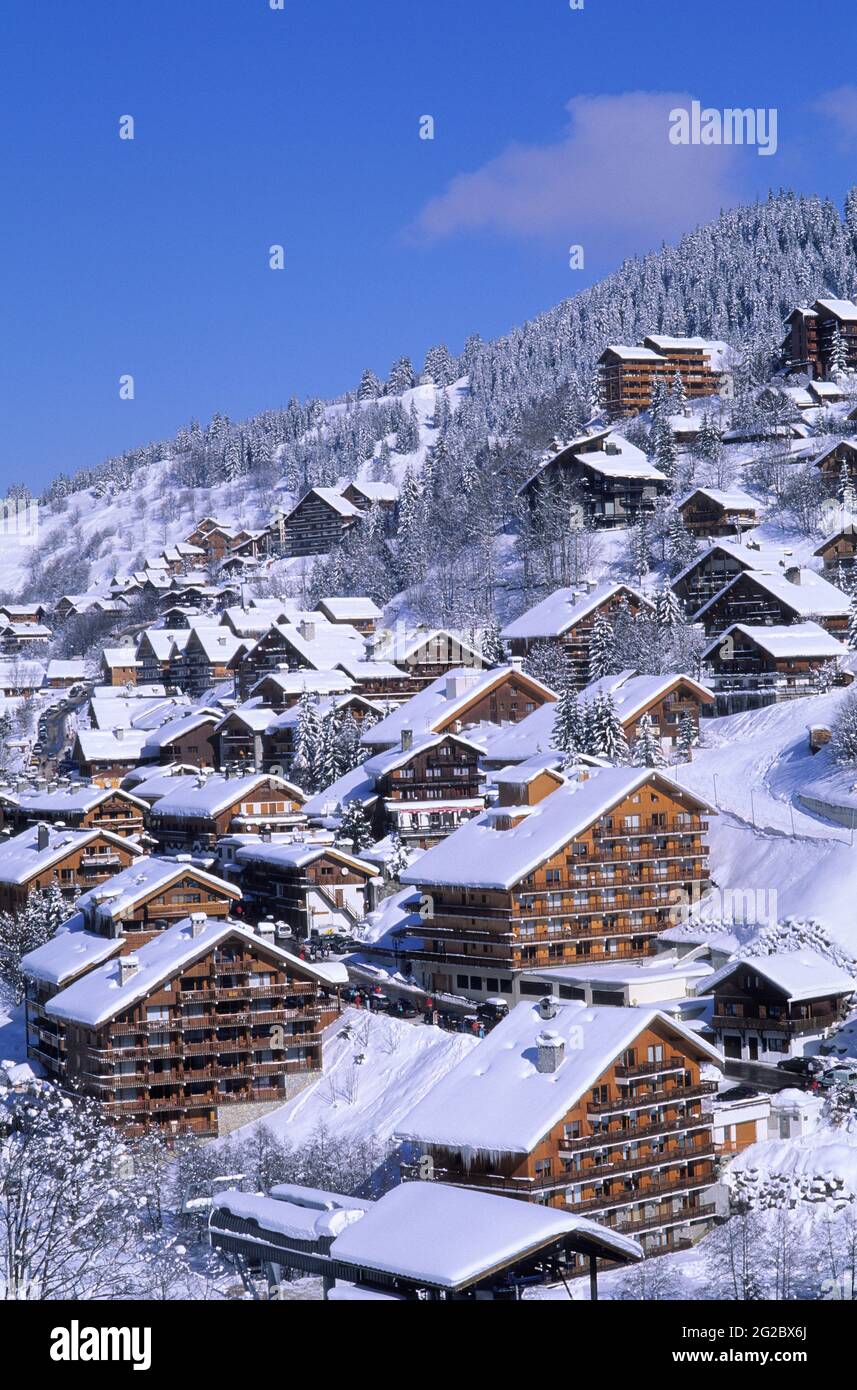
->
[538,994,559,1021]
[36,822,50,852]
[118,953,140,986]
[401,727,414,752]
[190,912,207,938]
[536,1028,565,1074]
[299,619,316,643]
[257,918,276,942]
[785,566,801,585]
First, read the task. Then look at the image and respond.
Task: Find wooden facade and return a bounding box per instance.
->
[708,966,852,1064]
[401,778,711,996]
[0,828,142,911]
[405,1010,719,1260]
[599,338,725,418]
[678,490,760,538]
[781,300,857,379]
[45,927,335,1138]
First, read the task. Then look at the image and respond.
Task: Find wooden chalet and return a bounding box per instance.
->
[373,628,487,689]
[170,626,247,695]
[701,952,854,1063]
[145,772,305,852]
[670,540,790,614]
[519,430,667,528]
[184,518,236,563]
[277,488,363,558]
[361,665,557,754]
[315,596,382,633]
[101,647,140,686]
[39,915,346,1137]
[781,298,857,378]
[397,766,713,998]
[812,437,857,492]
[0,822,144,911]
[139,710,220,768]
[397,996,722,1260]
[677,487,760,538]
[692,567,849,636]
[501,581,652,689]
[703,622,849,700]
[0,784,147,838]
[814,524,857,572]
[233,841,377,938]
[598,335,728,418]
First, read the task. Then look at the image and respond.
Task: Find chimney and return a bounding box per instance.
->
[401,727,414,752]
[538,994,559,1021]
[190,912,206,938]
[118,953,140,986]
[36,822,50,852]
[258,918,276,942]
[299,620,316,642]
[115,727,124,740]
[785,566,801,585]
[536,1029,565,1074]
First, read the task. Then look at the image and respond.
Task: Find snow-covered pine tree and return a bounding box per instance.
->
[832,688,857,763]
[385,832,410,880]
[589,692,630,763]
[848,592,857,651]
[0,884,77,1003]
[386,356,415,396]
[632,712,666,767]
[830,324,850,379]
[587,611,615,681]
[334,712,365,778]
[291,693,324,791]
[480,620,506,666]
[676,711,697,762]
[630,518,651,582]
[655,577,683,630]
[358,368,383,401]
[523,640,571,692]
[695,412,723,464]
[551,685,586,762]
[669,368,687,411]
[337,799,374,853]
[666,510,699,575]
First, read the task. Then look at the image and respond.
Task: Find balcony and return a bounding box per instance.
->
[571,1169,717,1215]
[558,1113,710,1157]
[614,1055,684,1080]
[587,1081,717,1116]
[712,1012,843,1036]
[613,1201,717,1237]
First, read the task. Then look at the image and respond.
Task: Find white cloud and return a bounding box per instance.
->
[812,86,857,144]
[408,91,748,251]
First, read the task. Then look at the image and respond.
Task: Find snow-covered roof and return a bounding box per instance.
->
[671,539,791,587]
[140,709,220,753]
[345,481,398,504]
[45,659,88,680]
[101,647,140,670]
[693,568,849,622]
[148,772,303,820]
[75,729,149,763]
[8,784,146,816]
[396,998,722,1154]
[211,1191,362,1243]
[702,621,847,661]
[328,1181,642,1285]
[74,855,241,918]
[316,596,383,622]
[45,916,346,1028]
[249,669,354,697]
[0,823,142,885]
[20,920,124,987]
[500,581,649,641]
[361,665,556,751]
[573,440,666,481]
[234,841,376,876]
[601,344,663,361]
[678,487,760,512]
[702,950,856,1003]
[399,766,712,890]
[816,297,857,322]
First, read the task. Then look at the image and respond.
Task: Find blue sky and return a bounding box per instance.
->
[1,0,856,489]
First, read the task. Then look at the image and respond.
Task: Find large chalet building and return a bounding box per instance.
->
[702,622,848,700]
[36,914,345,1137]
[781,298,857,378]
[0,784,147,838]
[677,487,761,539]
[519,430,667,527]
[397,995,722,1261]
[598,336,729,418]
[670,539,793,614]
[500,581,652,688]
[398,764,713,1001]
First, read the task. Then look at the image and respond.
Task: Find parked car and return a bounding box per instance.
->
[391,997,418,1019]
[776,1056,827,1079]
[477,998,510,1025]
[366,989,391,1013]
[815,1063,857,1090]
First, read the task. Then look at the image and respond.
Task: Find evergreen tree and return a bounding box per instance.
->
[630,518,651,582]
[830,324,849,379]
[0,884,77,1003]
[588,692,630,763]
[676,711,697,762]
[587,612,615,681]
[386,356,415,395]
[291,693,324,791]
[666,510,699,575]
[696,412,723,464]
[670,368,687,411]
[385,832,410,880]
[334,712,365,777]
[551,685,586,762]
[655,578,683,630]
[848,591,857,651]
[358,368,383,401]
[480,620,506,666]
[523,640,571,691]
[832,689,857,764]
[632,712,666,767]
[337,800,374,853]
